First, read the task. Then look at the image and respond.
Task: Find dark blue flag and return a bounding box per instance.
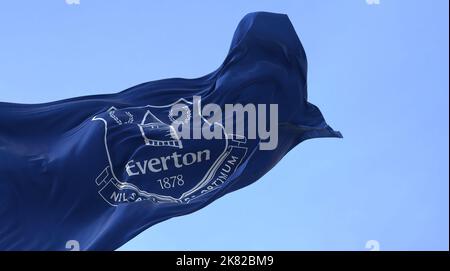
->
[0,12,341,250]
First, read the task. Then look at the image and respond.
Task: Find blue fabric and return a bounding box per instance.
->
[0,12,341,250]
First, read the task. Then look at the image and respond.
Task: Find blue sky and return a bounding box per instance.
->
[0,0,448,250]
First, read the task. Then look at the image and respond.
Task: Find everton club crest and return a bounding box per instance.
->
[92,98,249,206]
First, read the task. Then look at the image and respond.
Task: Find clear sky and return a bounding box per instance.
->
[0,0,448,250]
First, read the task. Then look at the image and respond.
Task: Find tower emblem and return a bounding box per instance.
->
[138,110,183,149]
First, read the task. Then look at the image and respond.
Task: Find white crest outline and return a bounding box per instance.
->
[92,98,235,205]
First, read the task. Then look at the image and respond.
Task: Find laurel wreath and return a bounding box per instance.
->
[168,106,191,125]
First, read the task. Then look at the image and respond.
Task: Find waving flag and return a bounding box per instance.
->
[0,12,341,250]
